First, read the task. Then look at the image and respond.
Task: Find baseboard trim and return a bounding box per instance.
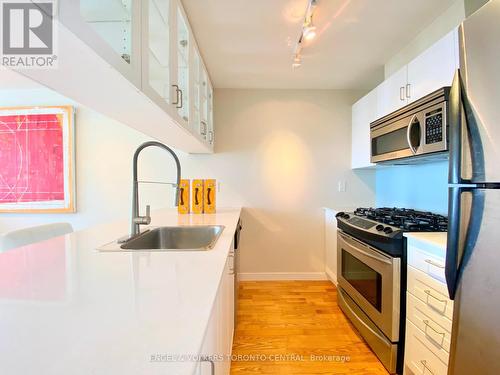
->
[325,266,338,285]
[238,272,327,281]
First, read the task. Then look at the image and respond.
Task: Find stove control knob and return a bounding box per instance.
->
[383,227,393,234]
[335,212,345,219]
[376,225,384,232]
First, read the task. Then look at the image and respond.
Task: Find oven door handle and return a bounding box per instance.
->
[339,232,392,265]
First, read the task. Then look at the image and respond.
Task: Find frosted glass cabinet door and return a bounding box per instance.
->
[80,0,133,61]
[199,67,209,140]
[142,0,174,106]
[60,0,142,85]
[175,4,190,122]
[207,81,214,146]
[191,50,202,135]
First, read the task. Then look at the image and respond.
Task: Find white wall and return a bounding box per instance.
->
[0,87,375,274]
[207,89,376,274]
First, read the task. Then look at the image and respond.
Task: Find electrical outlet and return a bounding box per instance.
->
[338,180,346,192]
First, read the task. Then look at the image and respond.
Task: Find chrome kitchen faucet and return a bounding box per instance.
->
[129,141,181,239]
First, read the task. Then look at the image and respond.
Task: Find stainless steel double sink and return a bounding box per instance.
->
[119,225,225,251]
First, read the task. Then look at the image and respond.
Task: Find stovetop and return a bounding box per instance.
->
[354,207,448,232]
[336,207,448,257]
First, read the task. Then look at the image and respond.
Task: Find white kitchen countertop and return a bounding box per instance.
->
[404,232,447,258]
[0,207,241,375]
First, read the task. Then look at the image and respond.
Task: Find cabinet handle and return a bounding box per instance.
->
[422,319,446,337]
[172,84,180,105]
[406,83,411,99]
[208,130,214,143]
[424,289,447,304]
[420,360,435,375]
[200,121,207,136]
[200,357,215,375]
[424,259,445,269]
[400,86,405,101]
[177,88,183,109]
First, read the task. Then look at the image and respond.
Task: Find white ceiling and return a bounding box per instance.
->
[182,0,456,90]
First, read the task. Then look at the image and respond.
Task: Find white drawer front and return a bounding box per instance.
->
[407,292,452,361]
[407,245,446,283]
[407,266,453,320]
[404,320,449,375]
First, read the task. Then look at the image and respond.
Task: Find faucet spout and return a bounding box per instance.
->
[130,141,182,238]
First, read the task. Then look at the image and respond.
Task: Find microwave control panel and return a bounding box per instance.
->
[425,109,443,144]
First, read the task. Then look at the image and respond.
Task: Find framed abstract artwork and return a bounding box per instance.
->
[0,106,75,213]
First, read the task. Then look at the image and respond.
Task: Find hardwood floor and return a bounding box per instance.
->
[230,281,389,375]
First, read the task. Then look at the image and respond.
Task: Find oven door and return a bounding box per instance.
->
[337,231,400,341]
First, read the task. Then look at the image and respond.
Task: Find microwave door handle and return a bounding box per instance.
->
[406,114,418,154]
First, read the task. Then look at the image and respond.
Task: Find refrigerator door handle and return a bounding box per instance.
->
[459,70,486,183]
[446,186,462,299]
[446,186,485,299]
[448,70,466,184]
[449,69,486,184]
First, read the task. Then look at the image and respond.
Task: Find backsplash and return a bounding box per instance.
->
[375,161,449,215]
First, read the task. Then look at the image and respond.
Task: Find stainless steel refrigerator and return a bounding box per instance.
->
[446,1,500,374]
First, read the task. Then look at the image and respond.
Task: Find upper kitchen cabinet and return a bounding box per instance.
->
[59,0,142,87]
[352,88,377,169]
[375,28,458,120]
[406,28,459,104]
[17,0,214,153]
[376,65,408,119]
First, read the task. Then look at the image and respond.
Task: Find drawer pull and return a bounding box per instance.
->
[422,319,445,337]
[424,259,445,269]
[424,289,447,304]
[420,360,435,375]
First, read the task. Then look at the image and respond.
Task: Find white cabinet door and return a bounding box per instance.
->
[407,28,458,104]
[199,253,235,375]
[351,88,377,169]
[377,65,408,119]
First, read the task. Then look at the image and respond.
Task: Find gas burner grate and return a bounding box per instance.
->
[354,207,448,232]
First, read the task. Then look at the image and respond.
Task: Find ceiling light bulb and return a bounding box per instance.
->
[303,25,317,41]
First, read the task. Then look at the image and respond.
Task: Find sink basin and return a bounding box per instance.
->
[119,225,225,251]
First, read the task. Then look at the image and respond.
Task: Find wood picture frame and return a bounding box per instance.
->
[0,106,75,213]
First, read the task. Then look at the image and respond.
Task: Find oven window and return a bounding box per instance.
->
[372,127,409,156]
[342,249,382,311]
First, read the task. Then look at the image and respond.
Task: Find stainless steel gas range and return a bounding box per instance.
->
[335,208,447,374]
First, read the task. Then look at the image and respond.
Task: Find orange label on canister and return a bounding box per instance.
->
[192,179,204,214]
[203,179,216,214]
[178,179,190,214]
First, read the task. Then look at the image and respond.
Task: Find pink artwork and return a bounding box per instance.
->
[0,106,75,212]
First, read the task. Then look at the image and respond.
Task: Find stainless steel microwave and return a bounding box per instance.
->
[370,87,450,164]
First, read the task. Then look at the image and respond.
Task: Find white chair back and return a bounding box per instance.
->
[0,223,74,252]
